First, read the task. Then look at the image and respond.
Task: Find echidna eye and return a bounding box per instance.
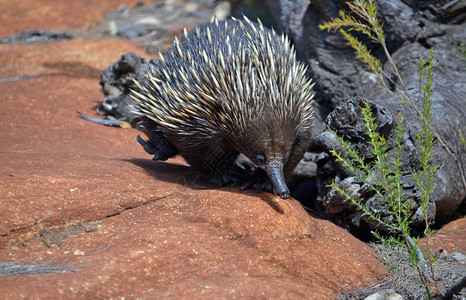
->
[256,153,266,165]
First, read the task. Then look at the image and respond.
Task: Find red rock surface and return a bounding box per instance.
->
[0,190,384,298]
[0,1,386,298]
[420,217,466,254]
[0,39,150,247]
[0,0,155,38]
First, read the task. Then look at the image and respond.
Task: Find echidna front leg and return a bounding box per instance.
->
[198,147,272,193]
[205,159,272,192]
[197,144,241,186]
[178,142,246,188]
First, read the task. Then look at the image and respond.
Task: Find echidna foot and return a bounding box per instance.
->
[209,176,226,187]
[240,169,271,193]
[226,168,271,193]
[137,135,173,161]
[209,171,241,188]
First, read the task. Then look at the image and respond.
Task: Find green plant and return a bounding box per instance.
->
[460,129,466,146]
[319,0,442,298]
[412,48,438,285]
[329,101,435,296]
[330,102,411,245]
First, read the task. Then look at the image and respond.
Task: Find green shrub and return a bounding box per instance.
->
[320,0,439,297]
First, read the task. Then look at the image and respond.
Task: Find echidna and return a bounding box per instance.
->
[132,16,314,199]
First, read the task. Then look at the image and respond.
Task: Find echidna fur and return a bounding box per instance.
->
[131,16,315,198]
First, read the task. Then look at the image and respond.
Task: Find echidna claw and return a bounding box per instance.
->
[137,135,155,155]
[210,169,271,193]
[240,182,252,191]
[210,176,225,187]
[255,181,267,193]
[235,170,269,193]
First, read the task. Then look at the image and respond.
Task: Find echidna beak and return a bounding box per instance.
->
[266,163,290,199]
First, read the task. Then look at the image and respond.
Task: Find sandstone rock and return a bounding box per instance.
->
[420,217,466,253]
[0,39,150,247]
[0,187,385,298]
[0,0,155,38]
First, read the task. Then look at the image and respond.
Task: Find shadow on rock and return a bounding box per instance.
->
[124,158,293,214]
[124,158,212,190]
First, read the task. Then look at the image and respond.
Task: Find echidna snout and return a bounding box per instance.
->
[265,162,290,198]
[240,127,301,199]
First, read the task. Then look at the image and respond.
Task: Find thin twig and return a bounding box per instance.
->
[85,236,115,255]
